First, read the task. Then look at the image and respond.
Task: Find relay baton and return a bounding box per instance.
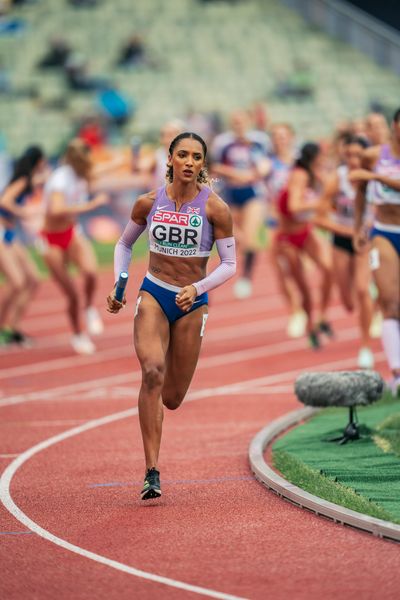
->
[115,272,128,302]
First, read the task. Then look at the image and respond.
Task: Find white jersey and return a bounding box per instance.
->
[44,164,88,210]
[333,165,355,227]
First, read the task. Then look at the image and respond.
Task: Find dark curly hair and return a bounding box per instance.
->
[166,132,209,184]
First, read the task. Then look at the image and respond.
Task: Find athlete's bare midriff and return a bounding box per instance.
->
[148,252,209,287]
[375,204,400,226]
[43,214,75,233]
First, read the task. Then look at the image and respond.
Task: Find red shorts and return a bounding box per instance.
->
[277,226,311,249]
[42,226,75,250]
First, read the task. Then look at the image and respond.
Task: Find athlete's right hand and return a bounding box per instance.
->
[106,288,126,313]
[353,227,369,253]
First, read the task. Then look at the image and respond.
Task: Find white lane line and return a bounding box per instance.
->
[0,325,363,407]
[0,303,349,382]
[0,351,386,597]
[3,307,348,379]
[0,408,247,600]
[0,420,87,427]
[0,345,371,596]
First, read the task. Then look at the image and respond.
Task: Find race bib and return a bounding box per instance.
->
[149,210,203,257]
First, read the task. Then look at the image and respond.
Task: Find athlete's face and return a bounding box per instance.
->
[230,111,249,138]
[344,143,363,170]
[169,138,205,183]
[271,125,294,153]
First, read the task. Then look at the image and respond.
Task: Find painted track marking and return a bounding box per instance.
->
[1,324,363,408]
[0,406,247,600]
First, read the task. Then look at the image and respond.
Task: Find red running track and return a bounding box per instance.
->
[1,259,399,600]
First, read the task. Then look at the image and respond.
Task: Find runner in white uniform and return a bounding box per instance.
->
[317,136,374,368]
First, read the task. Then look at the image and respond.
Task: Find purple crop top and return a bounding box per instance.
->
[370,144,400,206]
[146,185,214,258]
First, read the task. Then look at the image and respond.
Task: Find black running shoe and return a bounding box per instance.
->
[141,467,161,500]
[308,330,321,350]
[10,330,33,346]
[319,320,334,339]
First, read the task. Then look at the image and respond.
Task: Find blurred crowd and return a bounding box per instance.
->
[1,101,399,394]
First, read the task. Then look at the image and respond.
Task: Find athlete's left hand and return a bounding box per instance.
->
[176,285,197,312]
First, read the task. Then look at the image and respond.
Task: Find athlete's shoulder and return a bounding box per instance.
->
[206,190,231,220]
[132,189,157,221]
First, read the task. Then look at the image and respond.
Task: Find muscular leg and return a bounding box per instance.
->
[269,232,300,313]
[332,246,354,312]
[354,250,373,348]
[134,292,170,470]
[279,243,314,333]
[241,198,264,279]
[303,231,333,320]
[0,244,26,329]
[371,236,400,376]
[68,234,98,308]
[162,306,208,410]
[43,246,82,334]
[7,243,40,329]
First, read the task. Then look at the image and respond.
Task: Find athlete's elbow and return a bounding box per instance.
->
[227,260,236,279]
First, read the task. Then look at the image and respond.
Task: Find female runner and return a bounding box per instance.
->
[353,108,400,395]
[211,110,270,299]
[0,146,46,346]
[107,132,236,500]
[266,123,306,338]
[42,139,108,355]
[276,142,333,349]
[316,135,374,368]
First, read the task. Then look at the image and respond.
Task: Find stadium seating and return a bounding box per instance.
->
[0,0,399,154]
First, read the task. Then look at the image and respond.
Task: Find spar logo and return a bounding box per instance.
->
[153,211,189,225]
[151,210,203,250]
[189,215,201,227]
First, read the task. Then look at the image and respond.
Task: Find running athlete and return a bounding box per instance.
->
[107,132,236,500]
[211,110,270,299]
[353,108,400,395]
[276,142,333,348]
[266,123,306,338]
[42,139,108,355]
[0,146,46,346]
[316,136,374,368]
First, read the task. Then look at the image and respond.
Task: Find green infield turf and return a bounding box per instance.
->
[273,391,400,524]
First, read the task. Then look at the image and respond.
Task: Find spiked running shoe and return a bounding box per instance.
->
[308,329,321,350]
[141,468,161,500]
[319,320,335,339]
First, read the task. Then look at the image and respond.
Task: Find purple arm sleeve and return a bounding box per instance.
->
[192,237,236,296]
[114,219,146,282]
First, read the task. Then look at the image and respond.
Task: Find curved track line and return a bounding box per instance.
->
[0,407,247,600]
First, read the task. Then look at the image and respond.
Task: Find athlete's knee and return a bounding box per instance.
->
[142,362,165,391]
[380,300,400,320]
[27,274,40,292]
[342,297,354,312]
[67,290,79,310]
[162,391,184,411]
[10,278,25,294]
[355,285,369,303]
